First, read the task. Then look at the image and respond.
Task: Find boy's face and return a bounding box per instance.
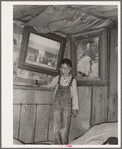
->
[60,63,71,76]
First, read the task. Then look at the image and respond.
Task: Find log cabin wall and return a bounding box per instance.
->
[13,27,118,143]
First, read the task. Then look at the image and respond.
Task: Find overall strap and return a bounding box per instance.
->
[58,75,61,85]
[69,76,75,86]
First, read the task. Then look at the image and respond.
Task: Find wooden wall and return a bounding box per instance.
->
[90,86,108,126]
[13,28,118,144]
[13,88,54,143]
[90,29,118,126]
[69,86,91,142]
[108,29,118,122]
[13,86,91,143]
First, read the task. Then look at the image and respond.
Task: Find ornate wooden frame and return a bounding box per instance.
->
[70,28,108,86]
[18,26,66,76]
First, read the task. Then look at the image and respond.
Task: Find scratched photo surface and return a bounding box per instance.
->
[2,1,120,148]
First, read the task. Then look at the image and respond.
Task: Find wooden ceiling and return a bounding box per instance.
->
[13,5,118,34]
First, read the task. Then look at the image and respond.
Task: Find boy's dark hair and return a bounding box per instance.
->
[103,137,118,145]
[59,58,72,68]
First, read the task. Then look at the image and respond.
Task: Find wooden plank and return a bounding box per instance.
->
[35,91,54,104]
[13,84,55,91]
[13,105,21,139]
[13,77,36,85]
[19,105,36,143]
[108,29,118,122]
[48,105,55,141]
[35,105,50,142]
[13,89,35,104]
[91,86,108,126]
[69,86,92,142]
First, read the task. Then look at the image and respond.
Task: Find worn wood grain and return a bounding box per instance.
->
[69,86,92,142]
[35,91,54,104]
[108,29,118,122]
[13,89,35,104]
[35,105,50,142]
[91,86,108,126]
[13,105,21,139]
[48,105,55,141]
[19,105,36,143]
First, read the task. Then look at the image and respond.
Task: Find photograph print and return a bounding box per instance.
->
[77,36,99,79]
[2,2,120,148]
[25,33,60,70]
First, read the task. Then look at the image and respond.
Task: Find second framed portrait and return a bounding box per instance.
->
[71,28,108,86]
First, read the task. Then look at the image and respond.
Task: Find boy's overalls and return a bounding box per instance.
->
[53,75,73,144]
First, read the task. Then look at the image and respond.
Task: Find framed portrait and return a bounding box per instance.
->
[18,26,66,76]
[71,28,108,86]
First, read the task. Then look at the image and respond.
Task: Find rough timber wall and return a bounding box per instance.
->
[13,88,54,143]
[13,28,118,144]
[13,87,91,143]
[91,86,108,126]
[108,29,118,122]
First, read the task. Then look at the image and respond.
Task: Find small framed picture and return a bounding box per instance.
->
[18,26,66,76]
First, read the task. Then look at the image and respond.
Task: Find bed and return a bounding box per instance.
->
[13,122,118,145]
[69,122,118,145]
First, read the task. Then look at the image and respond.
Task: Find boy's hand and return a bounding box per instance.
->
[72,109,78,117]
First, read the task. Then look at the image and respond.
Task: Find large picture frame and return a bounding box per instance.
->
[18,26,66,76]
[70,28,108,86]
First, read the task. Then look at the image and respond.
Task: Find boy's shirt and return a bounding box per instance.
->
[45,75,79,110]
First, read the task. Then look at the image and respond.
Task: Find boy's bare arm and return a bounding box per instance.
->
[40,75,59,88]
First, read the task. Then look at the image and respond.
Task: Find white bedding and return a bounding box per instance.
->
[69,122,118,145]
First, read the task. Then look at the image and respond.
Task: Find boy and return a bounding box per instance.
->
[43,58,79,144]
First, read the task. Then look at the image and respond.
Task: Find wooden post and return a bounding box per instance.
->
[108,29,118,122]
